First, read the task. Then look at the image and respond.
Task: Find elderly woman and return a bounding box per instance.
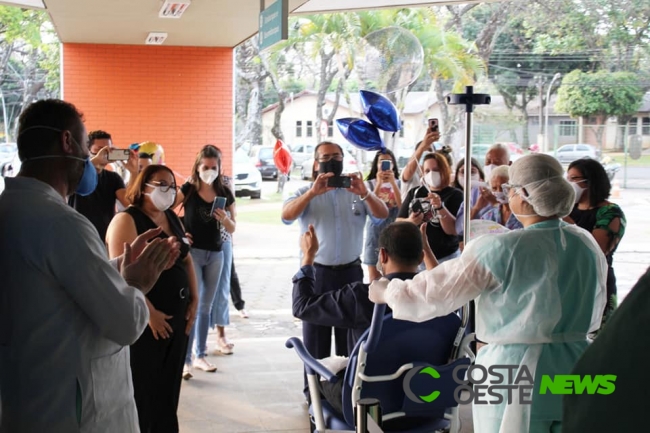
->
[371,154,607,433]
[475,165,523,230]
[396,152,463,263]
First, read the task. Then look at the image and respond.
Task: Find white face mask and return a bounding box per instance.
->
[376,256,384,276]
[145,184,176,211]
[424,171,441,189]
[459,173,480,189]
[494,191,508,204]
[571,180,587,204]
[199,169,219,185]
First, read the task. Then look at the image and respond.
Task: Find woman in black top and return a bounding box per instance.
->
[106,164,198,433]
[397,152,463,263]
[174,145,236,378]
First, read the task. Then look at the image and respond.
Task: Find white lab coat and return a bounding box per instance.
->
[377,220,607,433]
[0,177,149,432]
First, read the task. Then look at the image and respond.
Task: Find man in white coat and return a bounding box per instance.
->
[0,99,180,432]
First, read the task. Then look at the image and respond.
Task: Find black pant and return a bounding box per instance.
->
[130,311,188,433]
[229,260,245,311]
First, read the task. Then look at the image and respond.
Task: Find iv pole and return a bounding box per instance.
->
[445,86,491,358]
[446,86,491,248]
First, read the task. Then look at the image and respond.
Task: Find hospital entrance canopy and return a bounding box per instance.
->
[3,0,494,47]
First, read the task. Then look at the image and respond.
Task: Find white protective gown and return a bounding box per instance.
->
[381,219,607,433]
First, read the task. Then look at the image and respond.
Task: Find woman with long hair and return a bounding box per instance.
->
[396,152,463,263]
[566,157,626,330]
[174,145,236,379]
[106,164,198,432]
[363,149,402,281]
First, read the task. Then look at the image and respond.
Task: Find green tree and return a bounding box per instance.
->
[0,6,60,140]
[556,69,645,149]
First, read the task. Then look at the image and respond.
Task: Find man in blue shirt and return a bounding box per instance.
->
[282,141,388,359]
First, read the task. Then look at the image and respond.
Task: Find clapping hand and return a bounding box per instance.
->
[121,234,181,294]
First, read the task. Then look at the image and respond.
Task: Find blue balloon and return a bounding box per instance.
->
[360,90,401,132]
[336,118,384,151]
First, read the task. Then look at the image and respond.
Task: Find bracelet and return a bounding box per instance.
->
[359,191,372,201]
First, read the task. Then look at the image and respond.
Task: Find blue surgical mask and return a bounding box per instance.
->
[25,154,98,196]
[19,126,98,196]
[74,156,98,196]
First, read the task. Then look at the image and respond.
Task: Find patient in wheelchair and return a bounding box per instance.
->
[292,221,435,415]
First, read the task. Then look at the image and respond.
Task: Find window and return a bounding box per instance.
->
[628,119,638,135]
[643,117,650,136]
[327,120,333,137]
[293,145,303,153]
[559,120,577,137]
[558,145,572,153]
[576,145,590,151]
[296,121,302,138]
[306,120,313,138]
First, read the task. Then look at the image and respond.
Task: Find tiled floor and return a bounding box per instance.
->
[178,331,474,433]
[178,336,311,433]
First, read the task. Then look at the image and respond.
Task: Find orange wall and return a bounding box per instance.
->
[62,44,233,180]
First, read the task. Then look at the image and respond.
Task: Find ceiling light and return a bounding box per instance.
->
[158,0,191,19]
[146,32,168,45]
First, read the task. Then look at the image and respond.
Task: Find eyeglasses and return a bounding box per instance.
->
[318,154,343,163]
[501,183,521,196]
[146,181,177,193]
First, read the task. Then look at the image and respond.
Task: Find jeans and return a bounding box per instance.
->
[185,248,224,363]
[210,240,232,328]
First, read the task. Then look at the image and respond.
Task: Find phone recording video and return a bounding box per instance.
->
[327,176,352,189]
[107,149,130,161]
[380,160,392,171]
[210,196,227,216]
[428,118,439,133]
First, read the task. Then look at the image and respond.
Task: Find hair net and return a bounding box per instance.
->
[509,154,575,217]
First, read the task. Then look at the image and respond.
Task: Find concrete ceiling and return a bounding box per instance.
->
[31,0,486,48]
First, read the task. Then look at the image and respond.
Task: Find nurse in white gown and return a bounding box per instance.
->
[370,154,607,433]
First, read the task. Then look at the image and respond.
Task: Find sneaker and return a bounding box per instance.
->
[238,309,249,319]
[193,357,217,372]
[182,364,193,380]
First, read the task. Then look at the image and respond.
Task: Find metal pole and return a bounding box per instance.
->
[544,73,561,153]
[538,77,544,142]
[463,109,472,248]
[0,89,8,141]
[355,398,382,433]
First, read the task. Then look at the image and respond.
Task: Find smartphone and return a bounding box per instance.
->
[327,176,352,189]
[380,160,391,171]
[210,196,227,216]
[428,118,439,133]
[107,148,130,161]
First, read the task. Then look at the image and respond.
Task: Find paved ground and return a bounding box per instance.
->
[178,178,650,433]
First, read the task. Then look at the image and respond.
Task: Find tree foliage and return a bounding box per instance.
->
[556,69,645,119]
[0,6,60,141]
